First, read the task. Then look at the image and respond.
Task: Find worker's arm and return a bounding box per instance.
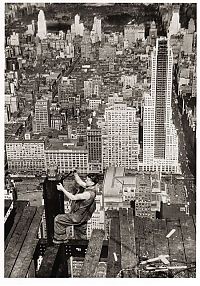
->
[57,183,90,200]
[73,172,86,188]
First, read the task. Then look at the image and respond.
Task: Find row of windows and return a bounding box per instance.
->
[46,154,87,159]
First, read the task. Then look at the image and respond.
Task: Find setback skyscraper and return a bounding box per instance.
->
[143,37,179,173]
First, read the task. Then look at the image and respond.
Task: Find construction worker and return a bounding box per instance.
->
[53,170,99,244]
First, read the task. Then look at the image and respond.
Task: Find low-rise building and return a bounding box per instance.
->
[45,139,88,174]
[6,133,47,174]
[103,167,161,218]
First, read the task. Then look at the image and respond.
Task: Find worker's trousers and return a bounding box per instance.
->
[54,213,87,240]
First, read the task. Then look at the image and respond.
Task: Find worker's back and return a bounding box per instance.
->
[70,189,96,224]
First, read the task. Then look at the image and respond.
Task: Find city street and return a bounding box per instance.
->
[172,84,196,214]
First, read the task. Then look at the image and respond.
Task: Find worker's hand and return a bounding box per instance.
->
[57,183,64,192]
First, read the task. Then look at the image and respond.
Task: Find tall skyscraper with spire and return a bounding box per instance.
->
[37,10,47,40]
[143,37,179,173]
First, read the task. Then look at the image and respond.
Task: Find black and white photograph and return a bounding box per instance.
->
[3,1,197,279]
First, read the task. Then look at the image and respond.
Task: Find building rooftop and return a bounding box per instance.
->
[45,138,87,151]
[5,123,23,136]
[46,72,61,81]
[166,181,186,204]
[103,167,125,197]
[162,203,188,218]
[6,133,47,143]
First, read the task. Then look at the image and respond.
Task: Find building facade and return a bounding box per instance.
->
[88,99,101,110]
[33,98,50,133]
[6,133,46,174]
[87,127,102,173]
[135,175,152,218]
[45,139,88,174]
[84,76,102,98]
[87,193,105,239]
[103,102,139,170]
[81,29,92,60]
[124,24,145,46]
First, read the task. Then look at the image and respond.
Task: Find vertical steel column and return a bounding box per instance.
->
[43,164,64,245]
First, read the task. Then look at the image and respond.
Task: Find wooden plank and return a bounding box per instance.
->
[5,200,29,250]
[119,208,136,272]
[106,211,121,277]
[127,209,137,265]
[180,216,196,278]
[4,206,37,277]
[192,215,196,229]
[134,217,146,259]
[4,200,12,215]
[4,201,15,239]
[119,208,130,270]
[153,219,169,258]
[10,206,44,278]
[26,260,36,278]
[143,218,155,259]
[80,229,105,278]
[37,245,60,278]
[133,216,140,258]
[166,219,188,278]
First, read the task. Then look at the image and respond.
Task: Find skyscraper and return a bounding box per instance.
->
[168,5,180,38]
[103,102,139,169]
[74,14,80,35]
[81,29,92,60]
[148,21,157,46]
[92,16,101,42]
[72,14,84,36]
[87,126,102,173]
[188,18,195,34]
[33,98,50,133]
[37,10,47,40]
[183,33,193,55]
[143,37,179,173]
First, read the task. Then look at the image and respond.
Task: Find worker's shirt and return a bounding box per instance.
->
[70,189,96,224]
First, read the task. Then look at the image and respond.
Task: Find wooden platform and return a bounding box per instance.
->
[106,209,196,278]
[4,202,196,278]
[4,200,44,278]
